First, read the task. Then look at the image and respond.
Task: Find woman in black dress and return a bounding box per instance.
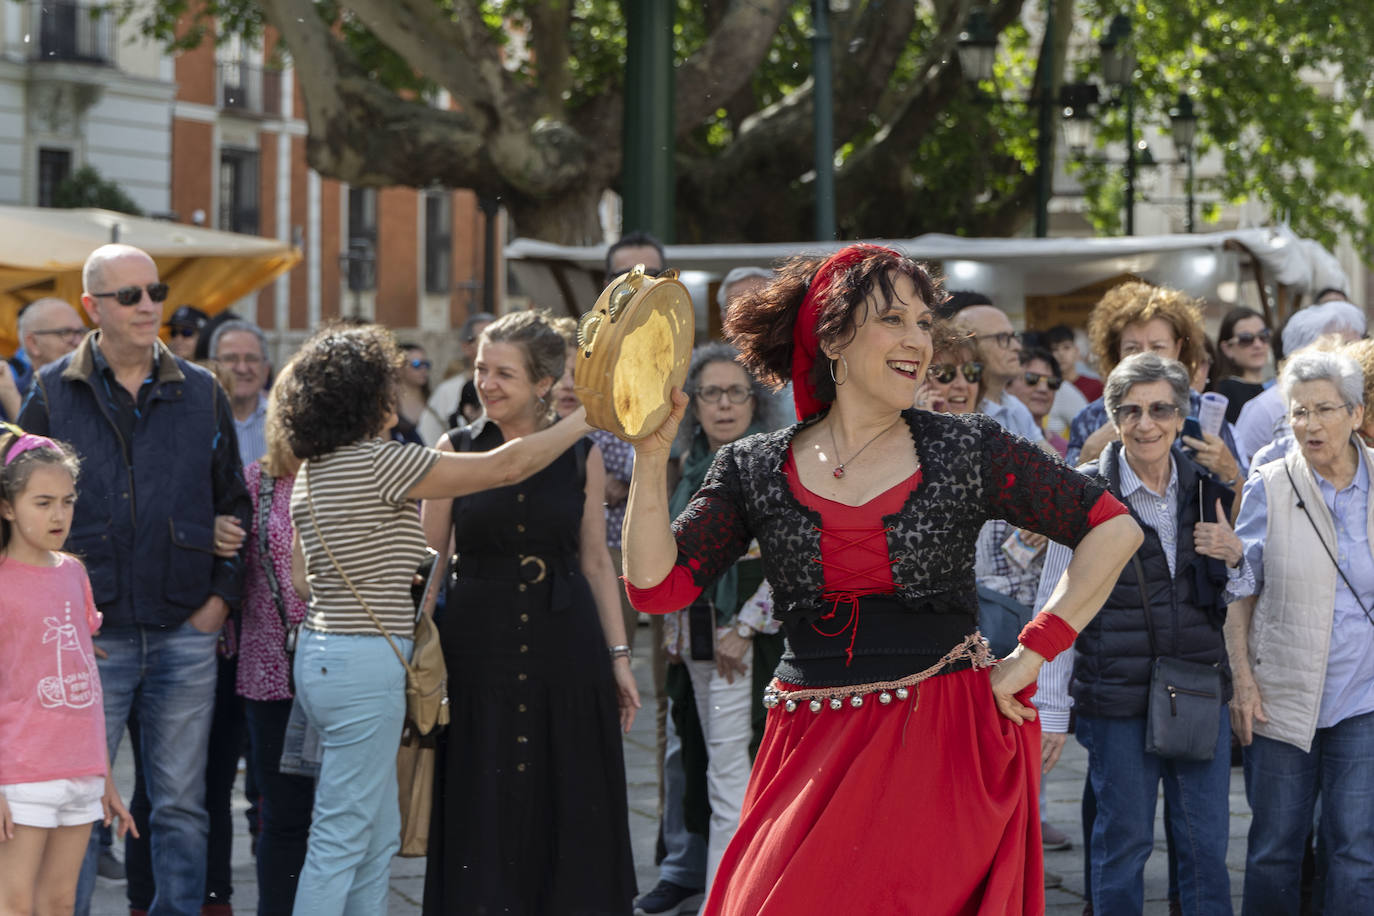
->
[420,310,639,915]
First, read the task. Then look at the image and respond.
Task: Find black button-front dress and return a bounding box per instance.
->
[422,424,635,915]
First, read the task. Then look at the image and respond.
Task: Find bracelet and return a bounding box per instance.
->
[608,644,632,661]
[1017,612,1078,662]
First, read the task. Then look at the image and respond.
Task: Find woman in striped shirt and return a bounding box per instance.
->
[274,323,594,916]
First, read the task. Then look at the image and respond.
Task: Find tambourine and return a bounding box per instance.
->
[573,264,694,441]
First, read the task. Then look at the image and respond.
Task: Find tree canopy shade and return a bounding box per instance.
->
[119,0,1374,249]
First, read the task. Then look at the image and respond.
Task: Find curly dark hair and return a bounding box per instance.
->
[723,247,941,404]
[277,323,402,460]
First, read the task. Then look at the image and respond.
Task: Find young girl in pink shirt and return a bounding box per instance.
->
[0,426,137,915]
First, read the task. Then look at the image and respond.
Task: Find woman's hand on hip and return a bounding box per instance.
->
[988,645,1042,725]
[1229,678,1268,745]
[612,655,641,733]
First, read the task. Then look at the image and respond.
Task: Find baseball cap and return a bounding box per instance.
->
[165,305,208,329]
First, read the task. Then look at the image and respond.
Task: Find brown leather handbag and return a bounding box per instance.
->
[573,263,694,441]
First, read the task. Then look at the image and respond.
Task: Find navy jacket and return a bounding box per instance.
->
[19,334,250,627]
[1070,441,1233,718]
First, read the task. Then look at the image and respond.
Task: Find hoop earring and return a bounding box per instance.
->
[829,355,849,387]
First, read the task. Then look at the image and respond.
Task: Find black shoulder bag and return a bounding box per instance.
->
[257,466,301,694]
[1138,554,1225,761]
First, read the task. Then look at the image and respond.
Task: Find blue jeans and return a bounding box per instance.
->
[657,694,707,890]
[75,623,220,916]
[245,698,315,916]
[1076,708,1232,916]
[291,630,410,916]
[1242,711,1374,916]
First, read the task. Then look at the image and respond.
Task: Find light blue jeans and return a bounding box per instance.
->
[74,622,220,916]
[291,629,411,916]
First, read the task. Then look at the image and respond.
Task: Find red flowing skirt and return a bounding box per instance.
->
[706,668,1043,916]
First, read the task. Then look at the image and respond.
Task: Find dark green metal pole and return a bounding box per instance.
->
[622,1,676,242]
[1124,82,1136,236]
[811,0,836,241]
[1033,0,1055,238]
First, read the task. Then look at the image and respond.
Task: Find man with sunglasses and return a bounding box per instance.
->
[953,300,1048,447]
[164,305,208,361]
[18,243,251,916]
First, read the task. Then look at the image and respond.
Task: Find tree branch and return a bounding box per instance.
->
[527,0,572,116]
[673,0,792,136]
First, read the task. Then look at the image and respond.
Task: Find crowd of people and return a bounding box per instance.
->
[0,235,1371,916]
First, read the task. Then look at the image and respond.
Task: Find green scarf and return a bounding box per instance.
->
[669,422,765,620]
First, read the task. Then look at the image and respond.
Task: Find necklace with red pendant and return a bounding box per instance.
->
[828,417,902,479]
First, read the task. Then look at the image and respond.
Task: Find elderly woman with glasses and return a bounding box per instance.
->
[1225,349,1374,914]
[1037,353,1242,916]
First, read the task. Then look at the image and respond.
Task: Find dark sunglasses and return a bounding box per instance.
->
[1021,371,1063,390]
[92,283,169,306]
[927,361,983,385]
[1228,329,1272,347]
[168,326,199,338]
[408,358,432,370]
[1113,401,1182,425]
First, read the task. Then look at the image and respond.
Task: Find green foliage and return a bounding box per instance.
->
[114,0,1374,246]
[51,165,144,216]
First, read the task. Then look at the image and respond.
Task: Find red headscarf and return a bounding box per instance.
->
[790,243,903,421]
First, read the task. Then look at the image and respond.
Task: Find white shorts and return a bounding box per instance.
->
[0,775,104,828]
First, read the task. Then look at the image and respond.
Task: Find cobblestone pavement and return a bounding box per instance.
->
[93,623,1247,914]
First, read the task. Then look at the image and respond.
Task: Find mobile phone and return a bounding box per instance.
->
[1181,416,1203,442]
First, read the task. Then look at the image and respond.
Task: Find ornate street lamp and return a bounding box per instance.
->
[956,10,998,84]
[1169,92,1199,232]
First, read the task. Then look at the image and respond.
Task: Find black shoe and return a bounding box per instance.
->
[634,880,705,916]
[97,848,125,880]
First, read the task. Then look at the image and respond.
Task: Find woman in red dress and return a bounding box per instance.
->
[621,245,1143,914]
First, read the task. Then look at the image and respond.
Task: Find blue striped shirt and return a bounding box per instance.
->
[234,393,269,469]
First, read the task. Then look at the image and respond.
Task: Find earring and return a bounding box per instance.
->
[829,355,849,387]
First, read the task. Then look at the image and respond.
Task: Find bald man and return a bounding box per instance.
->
[3,297,85,419]
[954,303,1046,444]
[19,243,250,916]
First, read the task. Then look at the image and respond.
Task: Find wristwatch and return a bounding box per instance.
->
[735,621,755,639]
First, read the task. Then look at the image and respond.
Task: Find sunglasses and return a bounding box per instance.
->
[91,283,169,306]
[408,358,432,370]
[1113,401,1182,425]
[168,326,199,338]
[1021,371,1063,390]
[1228,329,1272,347]
[927,361,983,385]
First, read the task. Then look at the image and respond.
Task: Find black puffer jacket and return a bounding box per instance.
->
[1070,441,1233,718]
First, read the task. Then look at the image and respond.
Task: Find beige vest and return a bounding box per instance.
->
[1250,443,1374,751]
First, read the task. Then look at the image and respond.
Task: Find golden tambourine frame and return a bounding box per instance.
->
[573,264,694,441]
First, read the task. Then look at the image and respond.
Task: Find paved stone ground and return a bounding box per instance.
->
[93,623,1247,914]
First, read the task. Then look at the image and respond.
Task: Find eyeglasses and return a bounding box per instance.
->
[30,327,86,341]
[694,384,752,404]
[1228,329,1271,347]
[168,326,199,339]
[91,283,169,306]
[1289,402,1353,427]
[408,358,432,370]
[975,331,1021,349]
[1021,371,1063,390]
[1113,401,1183,425]
[927,361,983,385]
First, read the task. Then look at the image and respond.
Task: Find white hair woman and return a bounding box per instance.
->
[1225,348,1374,913]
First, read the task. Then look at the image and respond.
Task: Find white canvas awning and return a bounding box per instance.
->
[1,205,300,355]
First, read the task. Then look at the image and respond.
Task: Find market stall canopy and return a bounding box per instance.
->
[0,205,301,356]
[506,226,1349,331]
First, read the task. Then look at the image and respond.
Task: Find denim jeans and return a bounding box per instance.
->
[657,696,707,890]
[74,622,220,916]
[245,698,315,916]
[291,630,410,916]
[1076,708,1232,916]
[1241,711,1374,916]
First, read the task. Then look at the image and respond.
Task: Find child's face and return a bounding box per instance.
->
[2,465,77,554]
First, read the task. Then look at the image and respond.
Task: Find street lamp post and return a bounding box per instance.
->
[1098,14,1138,235]
[811,0,837,241]
[1169,93,1198,233]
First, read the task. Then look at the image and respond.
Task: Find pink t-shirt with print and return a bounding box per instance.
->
[0,553,108,785]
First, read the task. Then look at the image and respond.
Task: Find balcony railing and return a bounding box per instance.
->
[219,62,282,116]
[31,1,113,64]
